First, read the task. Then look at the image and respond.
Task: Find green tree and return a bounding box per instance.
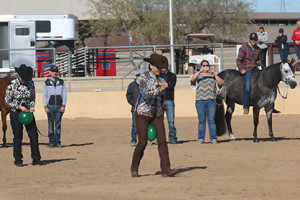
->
[86,0,254,44]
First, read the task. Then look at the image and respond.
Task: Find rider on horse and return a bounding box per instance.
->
[236,32,262,114]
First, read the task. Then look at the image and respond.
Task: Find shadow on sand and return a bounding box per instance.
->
[1,142,94,148]
[140,166,207,177]
[217,137,300,143]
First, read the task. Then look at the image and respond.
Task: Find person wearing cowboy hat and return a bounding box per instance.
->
[130,53,177,178]
[5,64,44,167]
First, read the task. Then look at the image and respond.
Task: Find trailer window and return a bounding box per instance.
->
[15,28,30,36]
[36,21,51,33]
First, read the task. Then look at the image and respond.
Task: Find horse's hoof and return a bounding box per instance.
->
[253,139,260,143]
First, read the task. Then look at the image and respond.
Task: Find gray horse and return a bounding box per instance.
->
[215,62,297,142]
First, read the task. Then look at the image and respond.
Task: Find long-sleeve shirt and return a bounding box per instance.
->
[43,78,67,108]
[135,71,165,117]
[160,70,177,101]
[236,42,261,71]
[257,31,268,49]
[191,73,216,101]
[292,28,300,46]
[5,78,35,112]
[126,80,140,112]
[275,35,289,51]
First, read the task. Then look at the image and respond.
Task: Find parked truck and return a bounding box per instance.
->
[0,14,78,72]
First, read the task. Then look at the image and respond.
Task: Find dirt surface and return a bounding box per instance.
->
[1,114,300,200]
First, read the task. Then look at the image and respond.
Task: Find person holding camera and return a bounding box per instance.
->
[190,60,223,144]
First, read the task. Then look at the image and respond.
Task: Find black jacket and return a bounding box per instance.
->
[126,80,140,112]
[161,71,177,101]
[275,35,289,51]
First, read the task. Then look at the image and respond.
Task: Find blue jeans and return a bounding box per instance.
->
[279,49,289,62]
[47,107,63,145]
[295,45,300,67]
[195,100,217,142]
[131,111,137,142]
[163,100,177,143]
[242,68,258,109]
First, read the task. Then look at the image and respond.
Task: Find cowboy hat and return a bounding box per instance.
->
[143,53,168,69]
[15,64,33,81]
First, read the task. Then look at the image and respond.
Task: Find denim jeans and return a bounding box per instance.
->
[295,45,300,67]
[131,111,137,142]
[47,107,63,145]
[242,68,258,109]
[195,100,217,142]
[279,49,289,62]
[163,100,177,143]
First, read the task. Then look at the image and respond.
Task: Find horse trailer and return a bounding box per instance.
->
[0,14,78,72]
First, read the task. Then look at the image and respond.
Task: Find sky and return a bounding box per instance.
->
[252,0,300,13]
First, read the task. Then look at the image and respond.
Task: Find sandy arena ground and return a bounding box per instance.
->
[1,114,300,200]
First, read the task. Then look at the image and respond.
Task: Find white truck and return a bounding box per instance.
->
[0,14,78,72]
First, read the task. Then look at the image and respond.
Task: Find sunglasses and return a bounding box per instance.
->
[202,65,209,67]
[259,28,263,29]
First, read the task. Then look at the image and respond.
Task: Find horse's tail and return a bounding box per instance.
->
[215,99,227,136]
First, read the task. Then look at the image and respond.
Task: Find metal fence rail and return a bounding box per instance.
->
[84,43,224,77]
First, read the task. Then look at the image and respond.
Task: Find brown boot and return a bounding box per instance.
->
[243,108,249,114]
[161,169,178,177]
[131,170,140,177]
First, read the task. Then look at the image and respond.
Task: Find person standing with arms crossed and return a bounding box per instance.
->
[161,57,178,144]
[275,28,289,62]
[126,69,144,146]
[131,53,177,178]
[43,65,67,148]
[5,64,44,166]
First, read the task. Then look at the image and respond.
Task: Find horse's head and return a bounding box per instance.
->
[280,62,297,89]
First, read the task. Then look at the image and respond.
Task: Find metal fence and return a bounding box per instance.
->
[0,43,224,91]
[83,43,224,78]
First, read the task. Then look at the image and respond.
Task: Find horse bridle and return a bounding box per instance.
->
[278,63,292,99]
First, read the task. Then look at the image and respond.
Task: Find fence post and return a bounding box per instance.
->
[84,47,87,76]
[68,49,72,92]
[220,43,224,71]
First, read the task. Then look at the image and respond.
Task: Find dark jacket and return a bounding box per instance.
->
[126,80,140,112]
[161,70,177,101]
[275,35,289,51]
[236,42,261,71]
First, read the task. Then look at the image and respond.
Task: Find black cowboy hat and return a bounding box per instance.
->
[15,64,33,81]
[143,53,168,69]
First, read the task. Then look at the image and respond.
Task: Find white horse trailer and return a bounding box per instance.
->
[0,14,78,72]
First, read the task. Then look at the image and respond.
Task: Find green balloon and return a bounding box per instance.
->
[18,111,33,125]
[147,124,157,141]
